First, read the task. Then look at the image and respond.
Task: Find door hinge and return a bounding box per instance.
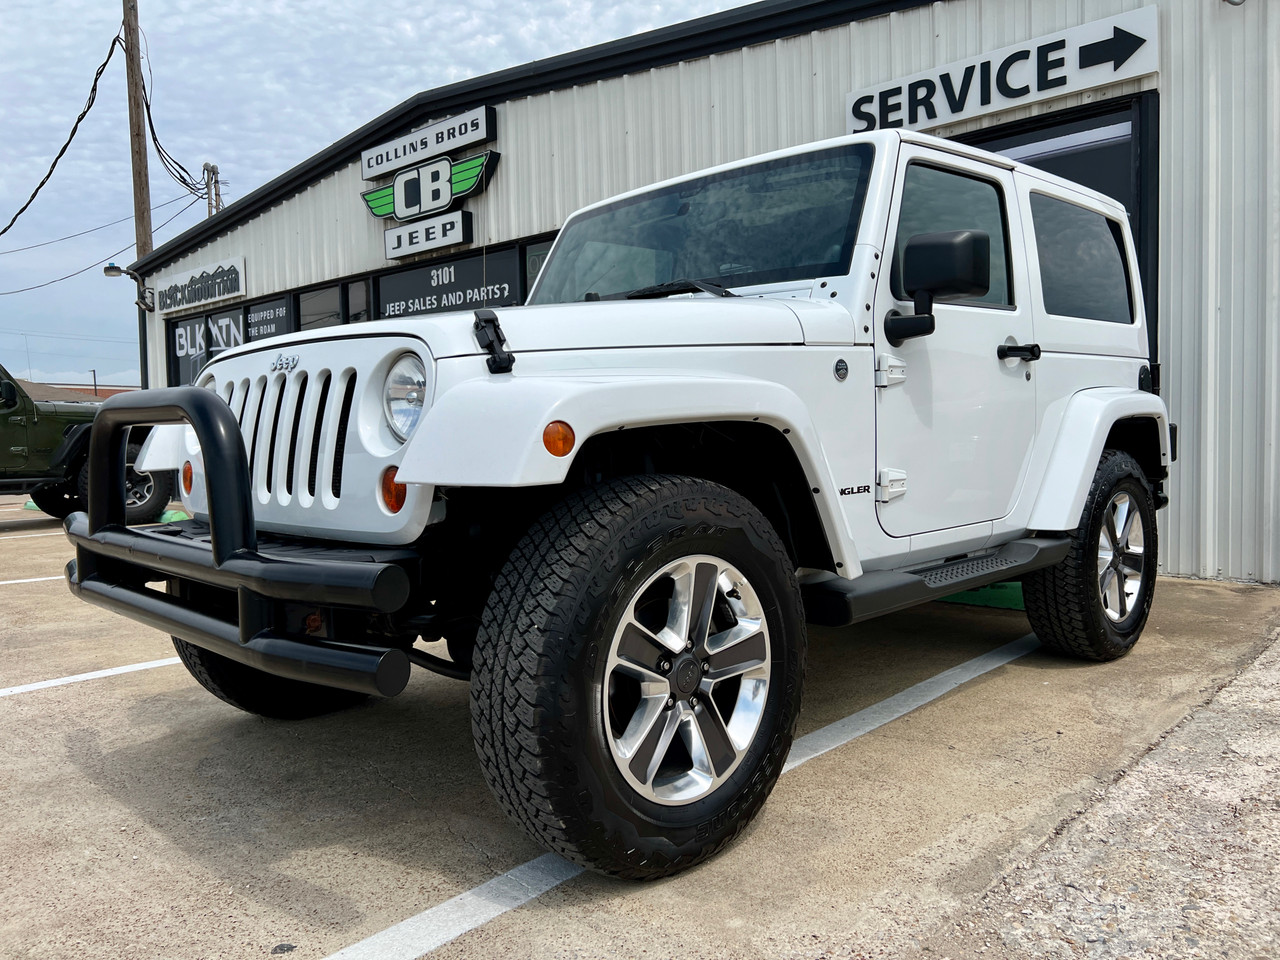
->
[877,468,907,502]
[874,354,906,388]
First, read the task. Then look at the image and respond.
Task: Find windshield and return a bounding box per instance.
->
[527,143,874,304]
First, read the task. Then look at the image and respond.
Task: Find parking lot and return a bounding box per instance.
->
[2,490,1277,960]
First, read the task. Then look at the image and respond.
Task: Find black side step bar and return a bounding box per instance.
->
[801,537,1070,627]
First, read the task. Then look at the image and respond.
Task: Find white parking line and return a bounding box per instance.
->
[783,633,1042,772]
[0,657,182,698]
[326,855,584,960]
[324,633,1042,960]
[0,575,64,585]
[0,532,64,541]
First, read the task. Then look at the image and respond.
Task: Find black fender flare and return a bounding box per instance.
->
[48,423,154,483]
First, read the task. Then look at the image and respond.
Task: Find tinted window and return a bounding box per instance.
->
[346,281,369,323]
[300,285,342,330]
[892,164,1011,306]
[528,144,874,303]
[1031,193,1133,324]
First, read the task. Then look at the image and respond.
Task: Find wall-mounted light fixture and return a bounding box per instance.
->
[103,262,155,312]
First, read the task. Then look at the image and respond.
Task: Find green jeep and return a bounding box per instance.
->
[0,362,172,523]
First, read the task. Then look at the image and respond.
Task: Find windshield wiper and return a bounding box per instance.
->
[625,278,738,299]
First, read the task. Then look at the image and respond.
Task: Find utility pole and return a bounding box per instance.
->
[122,0,152,386]
[122,0,152,259]
[202,162,223,218]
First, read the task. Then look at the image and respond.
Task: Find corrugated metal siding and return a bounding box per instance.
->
[146,0,1279,581]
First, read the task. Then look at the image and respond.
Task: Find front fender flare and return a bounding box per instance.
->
[399,373,834,488]
[1027,388,1170,533]
[397,372,856,571]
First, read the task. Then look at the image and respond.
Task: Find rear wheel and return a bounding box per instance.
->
[1023,450,1158,661]
[471,475,805,879]
[171,637,368,719]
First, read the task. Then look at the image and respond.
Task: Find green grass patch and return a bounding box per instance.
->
[938,580,1025,611]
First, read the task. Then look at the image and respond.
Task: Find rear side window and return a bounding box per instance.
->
[1030,193,1134,324]
[891,163,1012,307]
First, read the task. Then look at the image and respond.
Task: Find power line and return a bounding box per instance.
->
[137,26,207,200]
[20,347,135,362]
[0,327,134,344]
[0,197,200,296]
[0,196,187,256]
[0,30,125,239]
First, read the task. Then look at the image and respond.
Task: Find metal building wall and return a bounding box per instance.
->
[147,0,1278,581]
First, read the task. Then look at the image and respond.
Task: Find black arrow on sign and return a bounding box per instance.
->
[1079,26,1147,71]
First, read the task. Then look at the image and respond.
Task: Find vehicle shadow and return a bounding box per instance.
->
[53,597,1109,923]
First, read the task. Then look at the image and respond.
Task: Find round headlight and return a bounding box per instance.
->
[383,354,428,442]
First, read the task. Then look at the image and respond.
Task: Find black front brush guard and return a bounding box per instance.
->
[64,387,414,698]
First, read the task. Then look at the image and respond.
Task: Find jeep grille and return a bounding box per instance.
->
[208,367,356,508]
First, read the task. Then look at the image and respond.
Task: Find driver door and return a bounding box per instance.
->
[1,376,29,474]
[873,150,1036,538]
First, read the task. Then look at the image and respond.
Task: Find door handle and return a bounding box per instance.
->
[997,343,1041,361]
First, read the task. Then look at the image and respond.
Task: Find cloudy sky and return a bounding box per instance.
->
[0,0,743,386]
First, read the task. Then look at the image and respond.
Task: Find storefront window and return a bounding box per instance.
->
[346,280,369,322]
[524,241,553,292]
[300,285,342,330]
[246,297,292,341]
[167,309,246,385]
[377,249,521,319]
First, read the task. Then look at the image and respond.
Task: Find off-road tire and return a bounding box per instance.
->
[470,474,806,880]
[1023,450,1158,661]
[171,637,369,719]
[76,442,174,524]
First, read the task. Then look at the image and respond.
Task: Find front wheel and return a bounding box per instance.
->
[29,481,78,519]
[171,637,369,719]
[1023,450,1158,661]
[76,442,174,524]
[471,475,805,879]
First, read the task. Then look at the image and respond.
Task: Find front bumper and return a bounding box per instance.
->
[64,387,416,698]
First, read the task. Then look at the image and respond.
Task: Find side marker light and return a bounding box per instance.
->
[381,466,407,514]
[543,420,575,458]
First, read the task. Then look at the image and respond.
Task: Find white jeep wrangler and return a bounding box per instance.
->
[66,129,1173,879]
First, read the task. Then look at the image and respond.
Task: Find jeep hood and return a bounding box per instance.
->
[36,399,99,420]
[439,298,809,356]
[222,297,826,366]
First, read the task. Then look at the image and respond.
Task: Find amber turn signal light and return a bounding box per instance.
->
[181,461,194,495]
[381,466,407,513]
[543,420,575,457]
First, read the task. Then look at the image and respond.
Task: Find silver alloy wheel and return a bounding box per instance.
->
[604,554,771,806]
[124,465,155,508]
[1096,491,1145,623]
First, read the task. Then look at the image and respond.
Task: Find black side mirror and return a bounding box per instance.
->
[885,230,991,347]
[0,380,16,408]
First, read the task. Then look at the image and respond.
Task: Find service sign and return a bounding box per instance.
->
[361,106,496,181]
[155,257,245,315]
[846,7,1158,132]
